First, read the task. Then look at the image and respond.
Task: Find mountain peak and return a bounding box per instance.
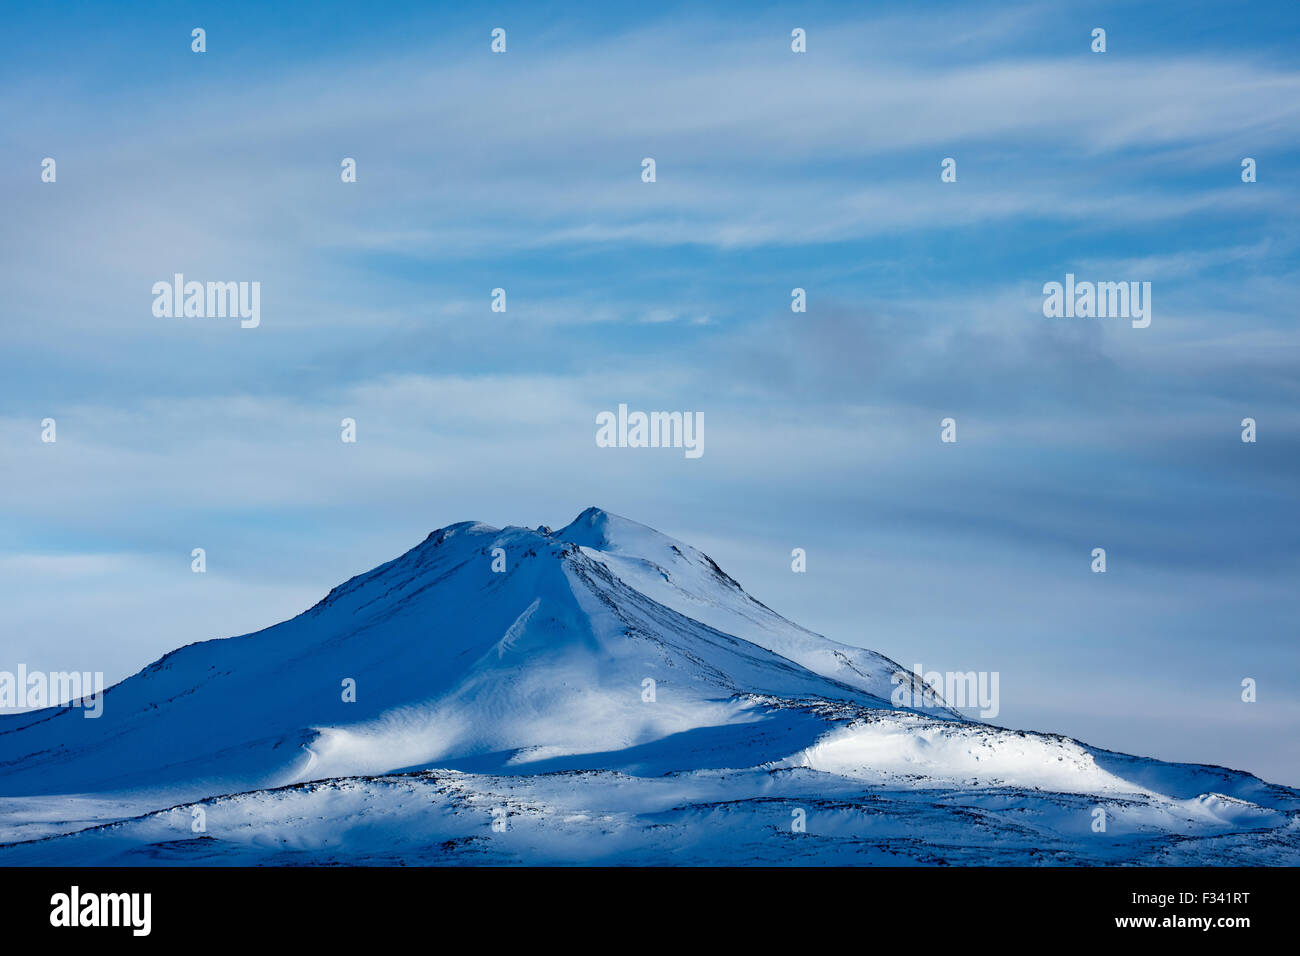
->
[554,506,675,555]
[561,504,616,532]
[2,507,1293,866]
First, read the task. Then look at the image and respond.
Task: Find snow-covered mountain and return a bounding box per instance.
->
[1,507,1296,865]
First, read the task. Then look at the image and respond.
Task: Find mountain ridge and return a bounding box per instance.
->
[0,507,1295,865]
[0,507,946,798]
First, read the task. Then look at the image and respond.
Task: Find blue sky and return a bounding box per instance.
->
[1,1,1298,784]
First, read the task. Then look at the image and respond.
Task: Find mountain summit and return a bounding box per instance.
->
[0,507,935,797]
[1,508,1296,865]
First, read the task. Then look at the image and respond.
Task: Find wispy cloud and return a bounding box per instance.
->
[1,1,1297,786]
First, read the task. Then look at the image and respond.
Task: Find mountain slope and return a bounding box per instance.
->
[0,510,939,798]
[0,507,1295,865]
[558,507,934,709]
